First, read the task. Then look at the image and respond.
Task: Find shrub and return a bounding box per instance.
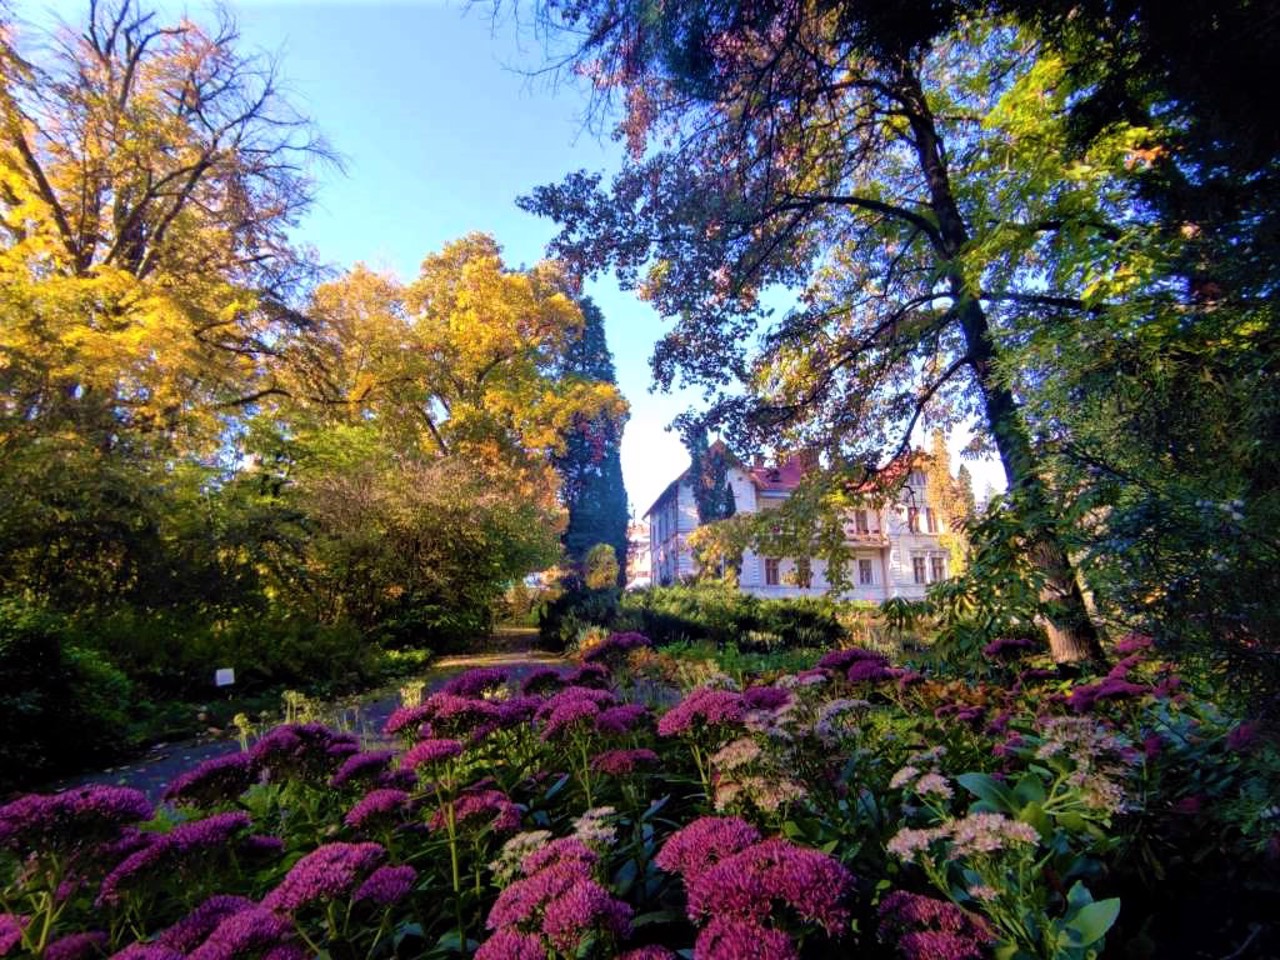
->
[614,585,848,651]
[0,598,134,792]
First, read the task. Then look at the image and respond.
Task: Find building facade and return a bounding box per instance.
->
[625,518,653,590]
[644,454,952,601]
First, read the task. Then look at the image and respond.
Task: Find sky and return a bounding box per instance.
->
[19,0,1006,515]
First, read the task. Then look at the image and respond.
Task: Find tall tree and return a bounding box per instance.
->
[249,238,627,632]
[552,297,630,582]
[0,0,329,454]
[0,0,327,611]
[680,422,736,527]
[924,430,971,572]
[520,2,1120,662]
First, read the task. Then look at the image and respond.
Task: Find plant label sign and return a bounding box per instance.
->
[215,668,236,687]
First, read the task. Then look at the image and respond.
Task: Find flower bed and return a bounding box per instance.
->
[1,632,1275,959]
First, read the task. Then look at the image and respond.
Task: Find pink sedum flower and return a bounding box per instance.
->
[654,816,761,883]
[262,842,385,913]
[694,916,798,960]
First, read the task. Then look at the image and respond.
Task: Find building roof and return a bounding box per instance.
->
[747,456,806,493]
[643,445,925,518]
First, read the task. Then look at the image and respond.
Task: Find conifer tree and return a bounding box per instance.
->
[553,298,630,584]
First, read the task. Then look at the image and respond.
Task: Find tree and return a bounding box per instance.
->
[247,237,627,637]
[552,297,630,583]
[0,0,330,454]
[276,424,561,640]
[955,465,978,520]
[0,0,327,614]
[520,3,1118,662]
[981,0,1280,699]
[680,423,736,526]
[679,421,739,582]
[583,543,621,591]
[924,430,972,573]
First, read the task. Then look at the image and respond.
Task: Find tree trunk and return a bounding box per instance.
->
[896,60,1106,666]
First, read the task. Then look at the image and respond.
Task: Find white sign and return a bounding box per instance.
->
[214,668,236,687]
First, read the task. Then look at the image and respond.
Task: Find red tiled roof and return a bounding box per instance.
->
[747,456,806,492]
[848,452,914,496]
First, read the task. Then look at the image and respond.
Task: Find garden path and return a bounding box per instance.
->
[49,632,567,802]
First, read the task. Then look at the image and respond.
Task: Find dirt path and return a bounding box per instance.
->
[47,636,567,803]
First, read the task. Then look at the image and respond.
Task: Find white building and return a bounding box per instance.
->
[625,518,653,590]
[644,450,952,601]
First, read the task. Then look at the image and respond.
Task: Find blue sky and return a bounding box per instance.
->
[222,1,699,515]
[20,0,1003,514]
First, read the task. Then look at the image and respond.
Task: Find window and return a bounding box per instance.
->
[907,506,920,533]
[795,557,812,589]
[925,507,939,533]
[764,557,781,586]
[858,559,875,586]
[931,555,947,582]
[912,556,927,584]
[854,510,870,534]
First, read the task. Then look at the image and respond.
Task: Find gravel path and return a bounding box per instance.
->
[46,647,568,803]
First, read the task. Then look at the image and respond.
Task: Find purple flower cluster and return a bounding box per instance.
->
[657,687,746,737]
[400,738,464,770]
[934,704,985,725]
[164,753,260,808]
[695,916,797,960]
[249,724,359,783]
[981,636,1039,660]
[878,891,994,960]
[0,915,27,956]
[422,693,506,740]
[1067,677,1150,713]
[582,631,652,666]
[592,748,660,776]
[329,750,398,789]
[345,789,412,831]
[474,929,546,960]
[99,812,254,904]
[353,865,417,907]
[618,947,678,960]
[157,895,255,952]
[262,842,386,913]
[45,931,107,960]
[536,686,617,740]
[383,703,434,737]
[110,943,185,960]
[817,647,887,672]
[653,817,762,883]
[742,686,791,711]
[521,668,566,696]
[656,818,852,955]
[0,786,152,854]
[564,663,612,688]
[596,703,650,735]
[847,657,896,684]
[683,838,854,934]
[432,788,522,835]
[441,667,508,697]
[1114,632,1154,655]
[480,835,631,958]
[186,906,294,960]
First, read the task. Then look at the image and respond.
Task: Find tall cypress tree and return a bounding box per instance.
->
[554,297,630,584]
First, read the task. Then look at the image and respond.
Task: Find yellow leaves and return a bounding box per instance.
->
[282,234,625,510]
